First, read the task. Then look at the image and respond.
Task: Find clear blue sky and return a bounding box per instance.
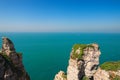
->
[0,0,120,33]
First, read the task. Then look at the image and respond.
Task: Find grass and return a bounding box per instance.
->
[0,53,11,62]
[82,76,90,80]
[100,61,120,71]
[71,44,94,60]
[113,75,120,80]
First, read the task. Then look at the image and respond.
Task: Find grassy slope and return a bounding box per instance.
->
[100,61,120,71]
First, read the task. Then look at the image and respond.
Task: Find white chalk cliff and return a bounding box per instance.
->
[54,43,120,80]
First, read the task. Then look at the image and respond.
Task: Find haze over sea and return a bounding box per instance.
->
[0,32,120,80]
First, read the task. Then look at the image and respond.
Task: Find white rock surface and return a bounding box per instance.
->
[54,43,120,80]
[94,68,120,80]
[54,71,67,80]
[67,44,101,80]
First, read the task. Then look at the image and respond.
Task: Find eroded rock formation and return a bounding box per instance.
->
[54,43,120,80]
[94,62,120,80]
[54,71,67,80]
[0,37,30,80]
[67,44,100,80]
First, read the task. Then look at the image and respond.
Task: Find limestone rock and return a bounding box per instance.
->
[67,43,101,80]
[94,68,120,80]
[94,61,120,80]
[54,43,120,80]
[67,59,84,80]
[0,37,30,80]
[54,71,67,80]
[54,43,101,80]
[2,37,15,56]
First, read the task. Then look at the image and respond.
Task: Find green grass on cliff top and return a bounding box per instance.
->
[100,61,120,71]
[71,44,94,60]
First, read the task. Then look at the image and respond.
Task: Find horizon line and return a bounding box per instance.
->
[0,32,120,34]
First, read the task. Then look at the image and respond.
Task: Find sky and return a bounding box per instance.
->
[0,0,120,33]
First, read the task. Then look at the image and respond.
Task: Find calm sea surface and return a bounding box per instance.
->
[0,33,120,80]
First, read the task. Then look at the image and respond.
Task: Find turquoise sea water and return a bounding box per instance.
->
[0,33,120,80]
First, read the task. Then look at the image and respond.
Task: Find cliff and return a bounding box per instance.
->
[94,61,120,80]
[54,43,120,80]
[0,37,30,80]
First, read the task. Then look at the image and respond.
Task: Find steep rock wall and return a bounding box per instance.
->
[54,43,101,80]
[0,37,30,80]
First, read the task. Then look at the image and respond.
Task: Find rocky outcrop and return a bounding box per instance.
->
[54,71,67,80]
[2,37,15,56]
[0,37,30,80]
[94,68,120,80]
[67,44,100,80]
[54,43,120,80]
[54,43,101,80]
[94,62,120,80]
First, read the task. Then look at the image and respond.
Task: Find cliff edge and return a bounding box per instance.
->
[0,37,30,80]
[54,43,120,80]
[94,61,120,80]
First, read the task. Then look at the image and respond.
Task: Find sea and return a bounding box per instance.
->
[0,32,120,80]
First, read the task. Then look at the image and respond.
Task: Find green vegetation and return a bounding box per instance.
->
[71,44,94,60]
[113,75,120,80]
[0,52,25,77]
[100,61,120,71]
[1,53,11,62]
[62,74,67,79]
[62,73,67,80]
[82,76,90,80]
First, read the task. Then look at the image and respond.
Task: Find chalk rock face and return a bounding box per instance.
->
[94,68,120,80]
[94,61,120,80]
[83,44,100,78]
[67,59,84,80]
[0,37,30,80]
[54,43,101,80]
[94,68,109,80]
[54,71,67,80]
[2,37,15,56]
[67,44,101,80]
[54,43,120,80]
